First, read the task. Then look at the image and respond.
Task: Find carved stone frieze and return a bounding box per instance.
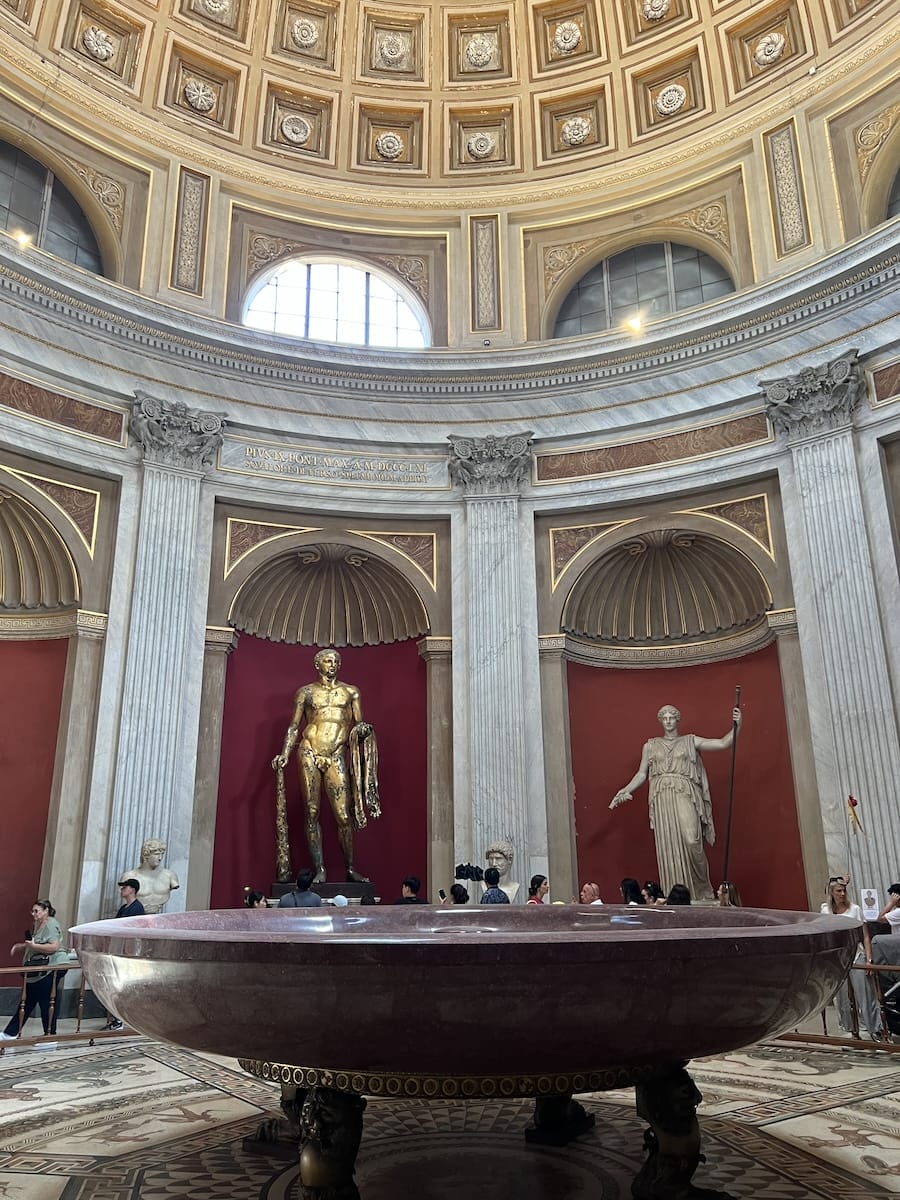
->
[130,392,225,469]
[471,216,499,331]
[448,433,533,496]
[765,123,809,255]
[172,168,208,293]
[374,255,429,303]
[0,373,125,443]
[63,161,126,234]
[762,350,865,438]
[856,102,900,184]
[542,237,600,290]
[247,234,309,278]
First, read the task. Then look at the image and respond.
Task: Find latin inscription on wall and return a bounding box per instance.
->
[218,436,449,489]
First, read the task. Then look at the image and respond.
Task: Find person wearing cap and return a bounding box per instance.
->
[115,879,145,919]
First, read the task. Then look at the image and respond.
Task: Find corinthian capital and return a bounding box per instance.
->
[761,350,865,439]
[447,432,533,496]
[131,392,226,469]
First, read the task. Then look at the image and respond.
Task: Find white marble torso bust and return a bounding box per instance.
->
[126,839,180,914]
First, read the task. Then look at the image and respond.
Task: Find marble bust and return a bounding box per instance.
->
[482,837,519,904]
[124,838,180,914]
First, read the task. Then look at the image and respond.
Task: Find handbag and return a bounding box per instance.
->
[27,954,51,968]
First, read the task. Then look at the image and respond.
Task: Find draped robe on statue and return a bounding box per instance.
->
[645,735,716,903]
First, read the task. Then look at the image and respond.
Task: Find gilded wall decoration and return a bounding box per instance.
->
[448,106,515,172]
[0,466,100,555]
[61,161,126,235]
[263,85,332,159]
[0,0,35,22]
[276,2,339,70]
[723,5,805,95]
[359,9,425,83]
[373,255,429,303]
[447,15,512,83]
[671,200,730,248]
[675,495,773,557]
[0,488,80,609]
[348,531,437,590]
[535,413,770,482]
[872,361,900,407]
[542,237,600,289]
[632,53,704,135]
[247,233,310,279]
[171,168,209,294]
[470,216,500,332]
[62,1,145,84]
[0,374,125,443]
[358,105,424,170]
[620,0,688,47]
[549,520,636,587]
[531,3,601,72]
[855,102,900,184]
[224,518,321,576]
[765,122,810,256]
[164,46,241,132]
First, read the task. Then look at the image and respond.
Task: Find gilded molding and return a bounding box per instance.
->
[0,608,107,640]
[247,233,310,280]
[675,494,773,558]
[564,619,772,668]
[372,255,429,303]
[766,607,798,635]
[224,517,321,577]
[855,102,900,185]
[63,160,126,235]
[0,465,100,556]
[538,634,566,653]
[542,237,599,291]
[205,623,239,651]
[549,520,637,589]
[670,200,730,249]
[348,530,437,591]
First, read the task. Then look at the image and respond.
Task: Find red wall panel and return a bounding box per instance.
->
[211,636,429,906]
[568,643,808,910]
[0,639,68,952]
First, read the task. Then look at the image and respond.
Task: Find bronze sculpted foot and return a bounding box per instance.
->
[244,1082,306,1161]
[298,1085,366,1200]
[632,1064,735,1200]
[525,1093,595,1146]
[346,868,370,883]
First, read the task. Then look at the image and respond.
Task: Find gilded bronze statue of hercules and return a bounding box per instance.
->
[272,648,381,884]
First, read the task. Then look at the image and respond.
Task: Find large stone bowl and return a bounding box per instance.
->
[71,904,858,1079]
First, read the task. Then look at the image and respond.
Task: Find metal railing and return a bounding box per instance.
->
[777,959,900,1052]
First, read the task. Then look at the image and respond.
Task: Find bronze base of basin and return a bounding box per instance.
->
[240,1058,736,1200]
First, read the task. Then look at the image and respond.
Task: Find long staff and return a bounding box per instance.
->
[275,764,293,883]
[721,685,742,884]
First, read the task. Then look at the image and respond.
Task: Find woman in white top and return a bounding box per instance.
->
[820,878,883,1040]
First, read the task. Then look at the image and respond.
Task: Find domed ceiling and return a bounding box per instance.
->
[1,0,890,203]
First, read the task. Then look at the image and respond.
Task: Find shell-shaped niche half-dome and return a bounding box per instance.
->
[563,529,771,646]
[0,489,80,610]
[230,543,429,647]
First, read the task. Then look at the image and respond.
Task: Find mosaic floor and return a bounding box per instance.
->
[0,1030,897,1198]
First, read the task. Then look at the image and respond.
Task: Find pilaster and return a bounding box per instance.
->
[538,634,578,901]
[105,393,224,909]
[764,351,900,886]
[417,636,454,897]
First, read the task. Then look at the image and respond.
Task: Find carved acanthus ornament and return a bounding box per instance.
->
[131,392,225,469]
[856,102,900,184]
[248,234,309,277]
[448,433,533,496]
[543,238,600,289]
[66,162,125,233]
[671,201,730,248]
[374,255,428,302]
[762,350,865,438]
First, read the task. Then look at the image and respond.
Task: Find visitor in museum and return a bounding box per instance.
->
[0,899,68,1041]
[448,884,469,905]
[580,882,603,905]
[642,881,667,905]
[394,876,426,904]
[620,878,646,905]
[717,882,742,907]
[244,891,269,909]
[869,883,900,986]
[876,883,900,929]
[526,875,549,904]
[666,884,692,905]
[480,867,510,904]
[115,879,144,918]
[819,877,884,1040]
[277,867,323,908]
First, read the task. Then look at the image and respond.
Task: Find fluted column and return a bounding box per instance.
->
[764,351,900,886]
[449,434,535,887]
[187,625,239,909]
[538,634,578,900]
[105,394,224,908]
[417,636,454,896]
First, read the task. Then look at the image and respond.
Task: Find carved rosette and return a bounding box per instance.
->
[130,392,226,469]
[762,350,865,438]
[753,32,786,67]
[448,433,533,496]
[655,84,686,117]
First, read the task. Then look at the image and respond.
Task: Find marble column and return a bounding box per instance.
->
[538,635,578,901]
[417,636,454,897]
[186,625,239,910]
[104,393,224,908]
[766,609,827,907]
[448,433,536,890]
[764,350,900,887]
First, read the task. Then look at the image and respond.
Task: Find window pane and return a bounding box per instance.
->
[889,169,900,219]
[673,257,701,290]
[633,243,665,270]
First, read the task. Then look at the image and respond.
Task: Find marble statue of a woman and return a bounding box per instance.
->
[609,705,742,903]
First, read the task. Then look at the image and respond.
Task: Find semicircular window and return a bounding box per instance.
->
[243,258,430,349]
[553,242,735,338]
[887,168,900,220]
[0,141,103,274]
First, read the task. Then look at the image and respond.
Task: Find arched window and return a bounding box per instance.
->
[0,141,103,274]
[887,169,900,221]
[243,258,430,348]
[552,242,735,338]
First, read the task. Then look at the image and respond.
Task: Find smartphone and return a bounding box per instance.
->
[438,889,446,900]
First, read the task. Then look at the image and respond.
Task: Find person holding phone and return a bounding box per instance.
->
[0,899,68,1040]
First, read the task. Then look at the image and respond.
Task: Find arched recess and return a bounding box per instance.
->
[0,475,92,611]
[0,124,123,282]
[546,515,807,914]
[860,124,900,231]
[542,231,741,341]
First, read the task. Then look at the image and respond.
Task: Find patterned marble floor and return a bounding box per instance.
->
[0,1031,896,1198]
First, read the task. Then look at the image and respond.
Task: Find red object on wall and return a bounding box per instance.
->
[0,639,68,955]
[568,643,808,910]
[211,636,429,907]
